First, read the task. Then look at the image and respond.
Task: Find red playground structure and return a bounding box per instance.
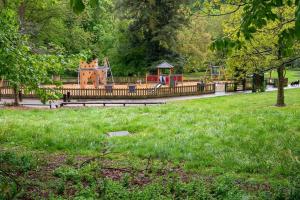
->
[146,62,183,86]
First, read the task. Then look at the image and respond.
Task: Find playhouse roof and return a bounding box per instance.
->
[156,62,174,69]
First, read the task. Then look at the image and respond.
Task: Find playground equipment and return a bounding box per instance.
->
[78,58,112,89]
[146,62,183,86]
[205,65,226,81]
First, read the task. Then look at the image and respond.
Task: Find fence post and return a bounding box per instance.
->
[242,79,246,91]
[213,83,216,93]
[197,82,205,93]
[67,92,71,102]
[18,90,23,102]
[233,82,238,92]
[63,94,67,102]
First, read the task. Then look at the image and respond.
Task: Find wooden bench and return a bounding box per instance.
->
[60,101,166,107]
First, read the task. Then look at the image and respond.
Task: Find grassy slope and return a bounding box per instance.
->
[265,70,300,83]
[184,69,300,81]
[1,89,300,182]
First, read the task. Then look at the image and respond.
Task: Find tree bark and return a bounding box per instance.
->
[1,0,7,7]
[18,1,26,34]
[13,87,20,106]
[276,65,285,107]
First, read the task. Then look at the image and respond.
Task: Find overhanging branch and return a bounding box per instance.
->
[262,56,300,72]
[198,3,246,17]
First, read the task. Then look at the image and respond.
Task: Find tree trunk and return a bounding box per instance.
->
[13,87,20,106]
[276,65,285,107]
[18,1,26,34]
[1,0,8,7]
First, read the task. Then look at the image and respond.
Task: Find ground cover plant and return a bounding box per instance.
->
[1,89,300,199]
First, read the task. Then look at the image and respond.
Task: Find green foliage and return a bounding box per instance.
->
[208,0,300,59]
[0,9,56,104]
[54,166,82,182]
[52,164,221,199]
[176,15,217,72]
[0,174,19,200]
[2,0,225,77]
[70,0,85,14]
[0,151,38,172]
[1,0,122,78]
[1,90,300,198]
[114,0,189,72]
[0,151,38,199]
[21,0,119,70]
[209,2,300,85]
[212,175,249,199]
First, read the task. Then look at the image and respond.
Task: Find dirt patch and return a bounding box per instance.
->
[2,152,273,199]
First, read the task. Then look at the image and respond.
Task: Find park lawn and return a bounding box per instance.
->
[186,70,300,82]
[266,69,300,83]
[0,89,300,199]
[1,89,300,182]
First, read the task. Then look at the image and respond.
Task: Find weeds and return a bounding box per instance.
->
[0,89,300,198]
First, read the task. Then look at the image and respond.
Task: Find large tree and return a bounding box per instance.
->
[116,0,189,70]
[71,0,189,71]
[176,13,225,73]
[223,6,300,83]
[0,9,54,105]
[202,0,300,106]
[176,14,212,73]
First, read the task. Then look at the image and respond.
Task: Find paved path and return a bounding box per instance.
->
[1,85,299,108]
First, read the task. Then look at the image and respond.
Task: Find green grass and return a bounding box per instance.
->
[186,69,300,82]
[1,89,300,199]
[1,89,300,182]
[266,69,300,83]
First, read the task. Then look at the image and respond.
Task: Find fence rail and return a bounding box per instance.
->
[265,78,288,87]
[225,80,253,92]
[0,84,215,100]
[0,80,9,87]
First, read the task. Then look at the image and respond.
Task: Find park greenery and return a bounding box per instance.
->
[1,0,300,199]
[1,89,300,199]
[0,0,300,105]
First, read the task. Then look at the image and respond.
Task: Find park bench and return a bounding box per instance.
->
[60,101,166,107]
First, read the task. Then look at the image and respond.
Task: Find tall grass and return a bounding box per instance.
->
[0,89,300,181]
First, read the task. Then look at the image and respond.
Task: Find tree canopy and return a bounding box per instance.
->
[0,8,57,104]
[201,0,300,106]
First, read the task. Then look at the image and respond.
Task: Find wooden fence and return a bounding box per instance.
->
[0,84,215,100]
[265,78,288,87]
[0,80,9,87]
[225,80,253,92]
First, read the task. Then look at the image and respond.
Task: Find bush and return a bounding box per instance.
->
[0,151,37,172]
[211,175,249,200]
